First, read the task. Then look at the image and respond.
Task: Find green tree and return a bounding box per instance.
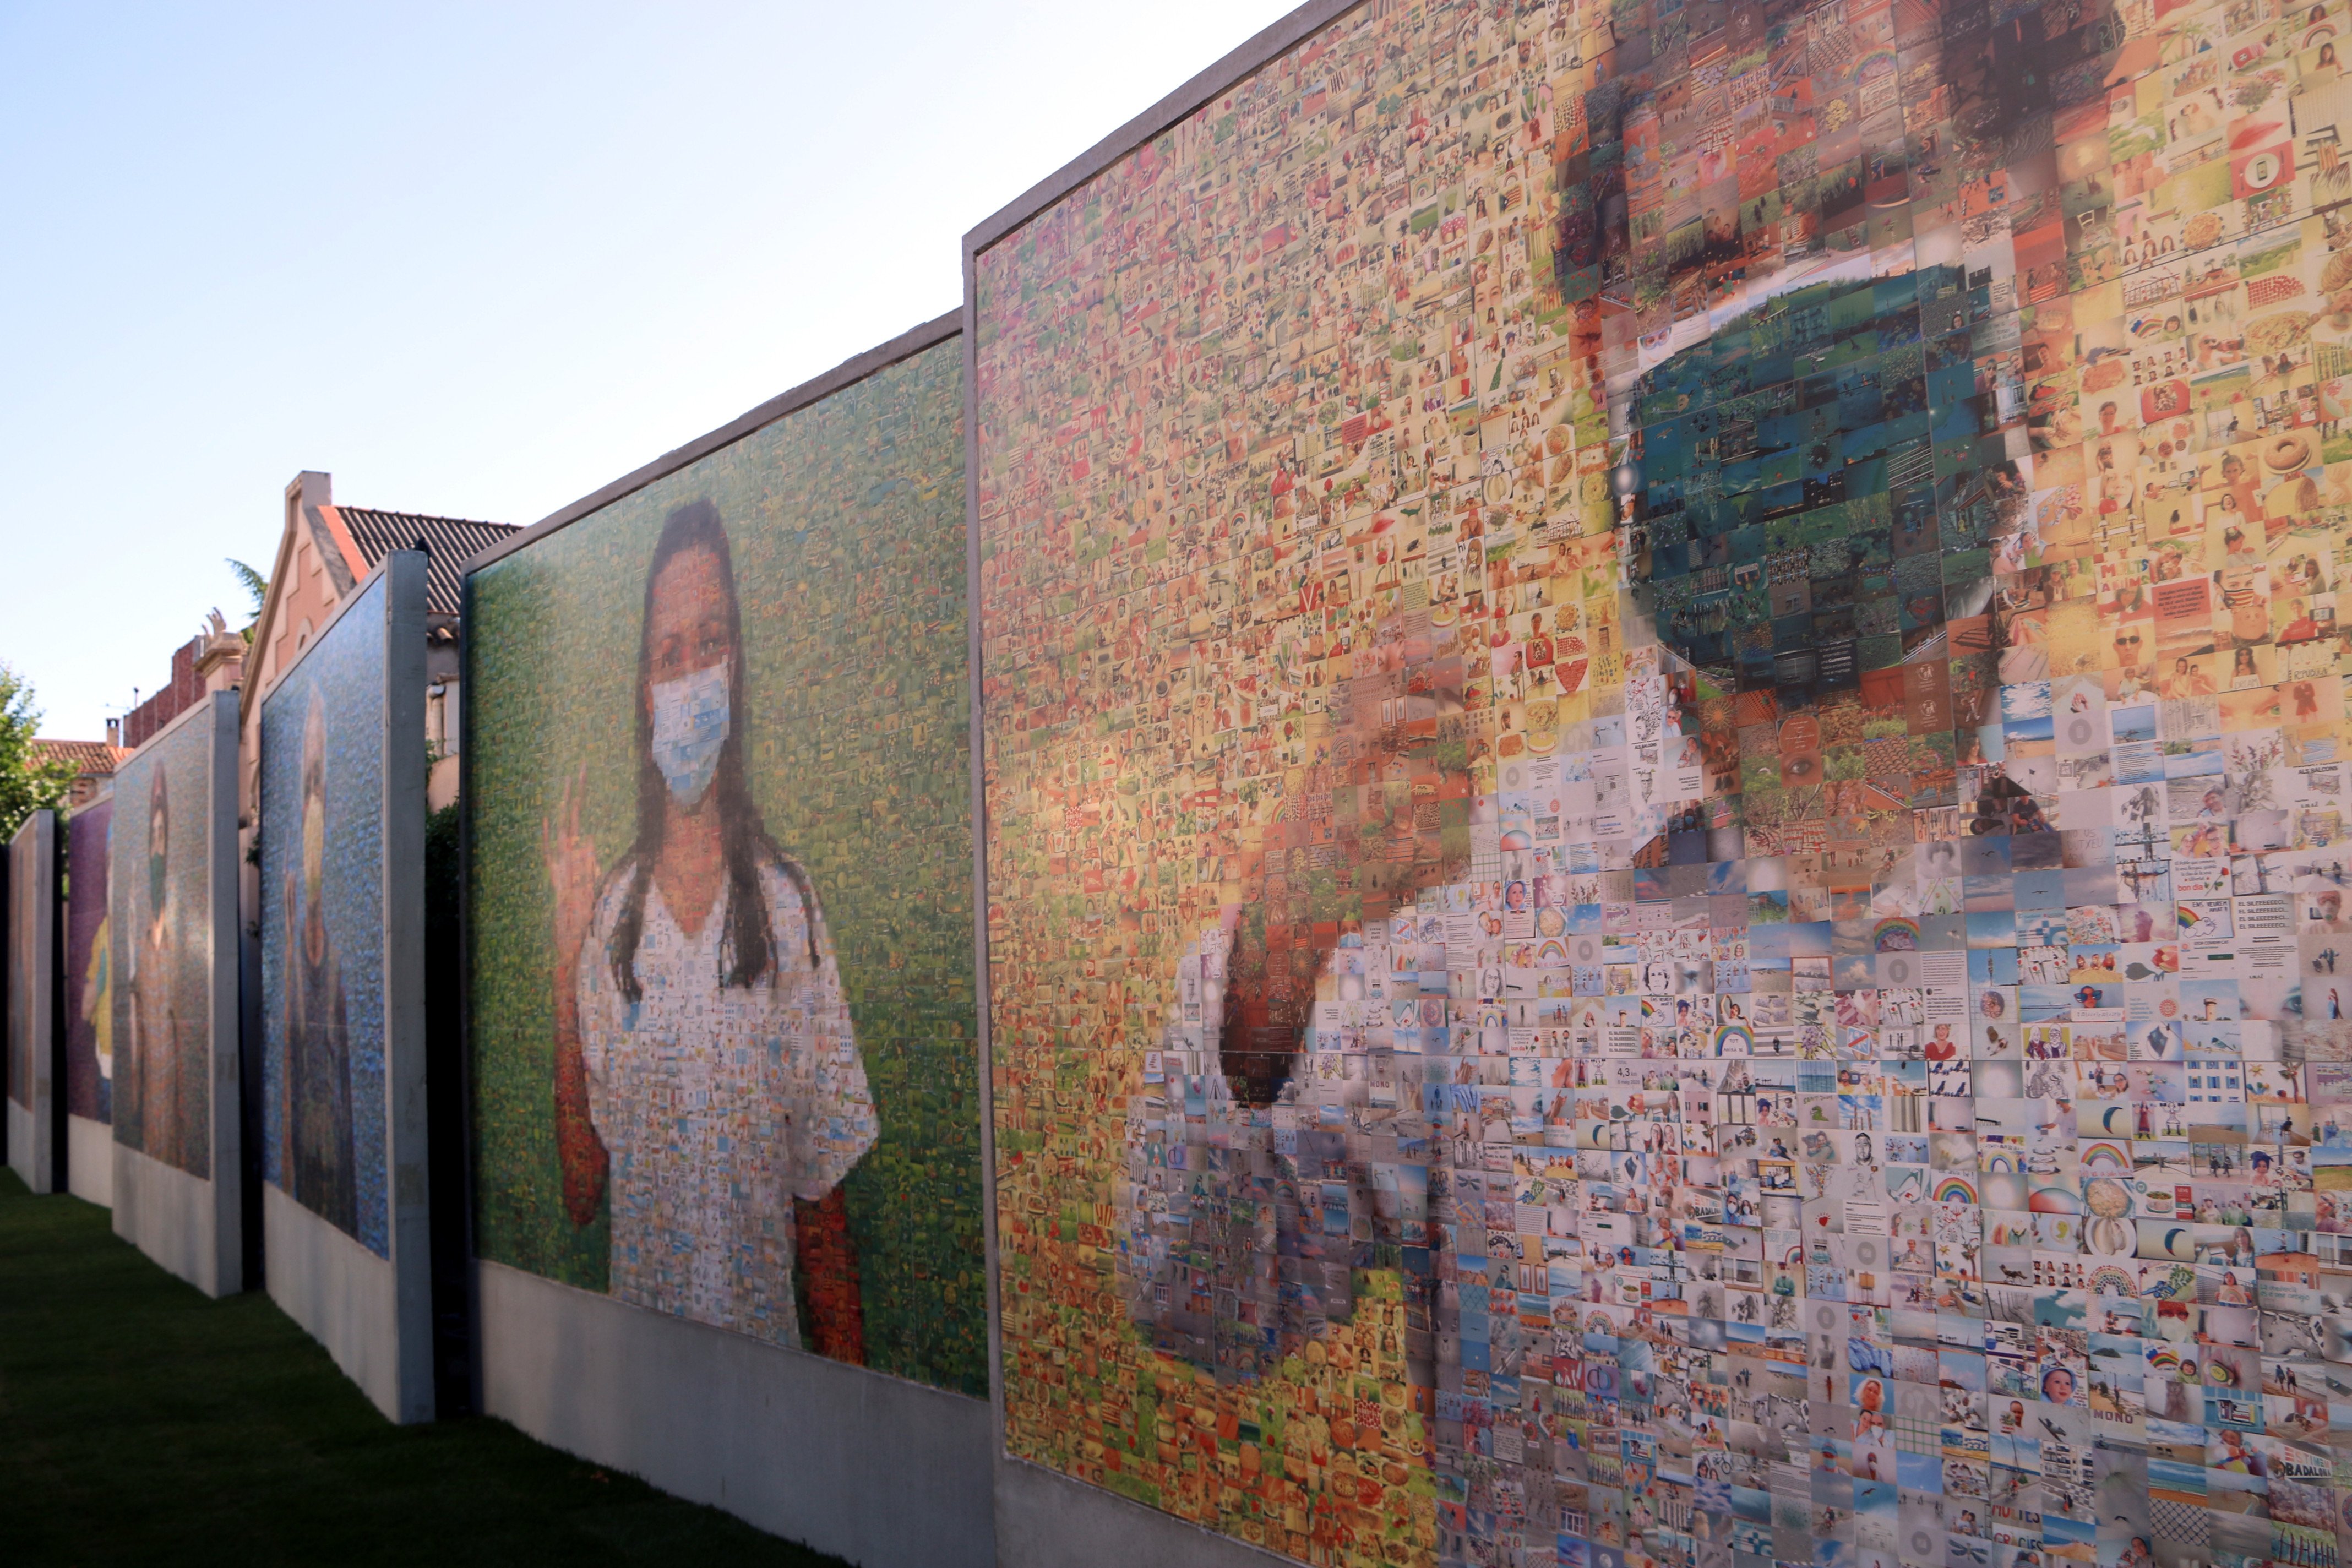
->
[0,663,75,840]
[227,558,270,644]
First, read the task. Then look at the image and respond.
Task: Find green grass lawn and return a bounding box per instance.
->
[0,1170,847,1567]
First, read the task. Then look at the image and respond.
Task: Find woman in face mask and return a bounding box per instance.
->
[124,765,188,1168]
[282,685,356,1234]
[541,498,878,1353]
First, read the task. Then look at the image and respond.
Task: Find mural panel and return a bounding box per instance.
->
[262,574,390,1254]
[64,797,112,1124]
[469,334,985,1394]
[8,812,43,1114]
[974,1,2352,1566]
[112,715,215,1178]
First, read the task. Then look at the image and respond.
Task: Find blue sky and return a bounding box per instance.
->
[0,0,1291,738]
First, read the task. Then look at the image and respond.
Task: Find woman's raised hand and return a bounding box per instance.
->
[542,761,599,966]
[544,760,610,1224]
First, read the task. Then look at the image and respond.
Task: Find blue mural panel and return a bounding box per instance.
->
[261,574,389,1256]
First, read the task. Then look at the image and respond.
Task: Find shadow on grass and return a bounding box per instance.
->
[0,1170,848,1567]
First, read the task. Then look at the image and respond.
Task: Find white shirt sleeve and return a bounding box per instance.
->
[576,867,633,1146]
[765,861,879,1200]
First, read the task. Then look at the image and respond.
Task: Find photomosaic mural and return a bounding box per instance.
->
[66,796,113,1128]
[469,334,984,1393]
[112,707,219,1179]
[262,573,392,1255]
[8,812,43,1116]
[972,0,2352,1565]
[9,808,55,1191]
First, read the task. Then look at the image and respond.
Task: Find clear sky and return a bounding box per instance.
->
[0,0,1294,739]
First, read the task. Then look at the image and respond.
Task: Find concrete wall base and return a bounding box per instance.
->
[264,1184,406,1420]
[66,1114,111,1206]
[993,1452,1296,1568]
[112,1141,233,1297]
[5,1098,34,1190]
[478,1260,995,1567]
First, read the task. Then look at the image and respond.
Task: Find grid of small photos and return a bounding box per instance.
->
[259,574,391,1257]
[468,337,985,1396]
[111,710,216,1181]
[9,812,45,1120]
[974,0,2352,1566]
[64,798,111,1126]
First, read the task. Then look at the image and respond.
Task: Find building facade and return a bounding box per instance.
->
[237,470,514,831]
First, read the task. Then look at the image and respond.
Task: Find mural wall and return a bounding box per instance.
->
[973,1,2352,1567]
[112,712,217,1178]
[8,809,55,1191]
[65,797,112,1125]
[469,335,985,1394]
[262,574,390,1255]
[8,813,37,1115]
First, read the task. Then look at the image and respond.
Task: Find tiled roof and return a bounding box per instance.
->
[32,739,129,777]
[333,509,519,617]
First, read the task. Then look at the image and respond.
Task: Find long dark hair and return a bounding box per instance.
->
[606,498,817,1002]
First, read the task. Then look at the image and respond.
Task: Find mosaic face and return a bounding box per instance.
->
[64,798,113,1124]
[111,716,213,1178]
[469,337,986,1395]
[973,1,2352,1565]
[261,576,390,1254]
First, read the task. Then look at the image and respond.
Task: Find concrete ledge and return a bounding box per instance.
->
[66,1114,111,1206]
[993,1452,1297,1568]
[113,1140,232,1297]
[265,1184,401,1420]
[478,1260,995,1567]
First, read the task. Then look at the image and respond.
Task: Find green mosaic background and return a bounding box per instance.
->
[466,335,983,1395]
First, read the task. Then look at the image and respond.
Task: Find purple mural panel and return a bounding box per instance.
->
[65,798,111,1124]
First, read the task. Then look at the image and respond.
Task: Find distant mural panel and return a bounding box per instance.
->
[64,798,112,1124]
[974,0,2352,1565]
[469,335,984,1393]
[262,574,390,1255]
[8,813,43,1114]
[111,716,215,1177]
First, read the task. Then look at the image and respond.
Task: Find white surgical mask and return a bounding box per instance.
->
[649,659,729,808]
